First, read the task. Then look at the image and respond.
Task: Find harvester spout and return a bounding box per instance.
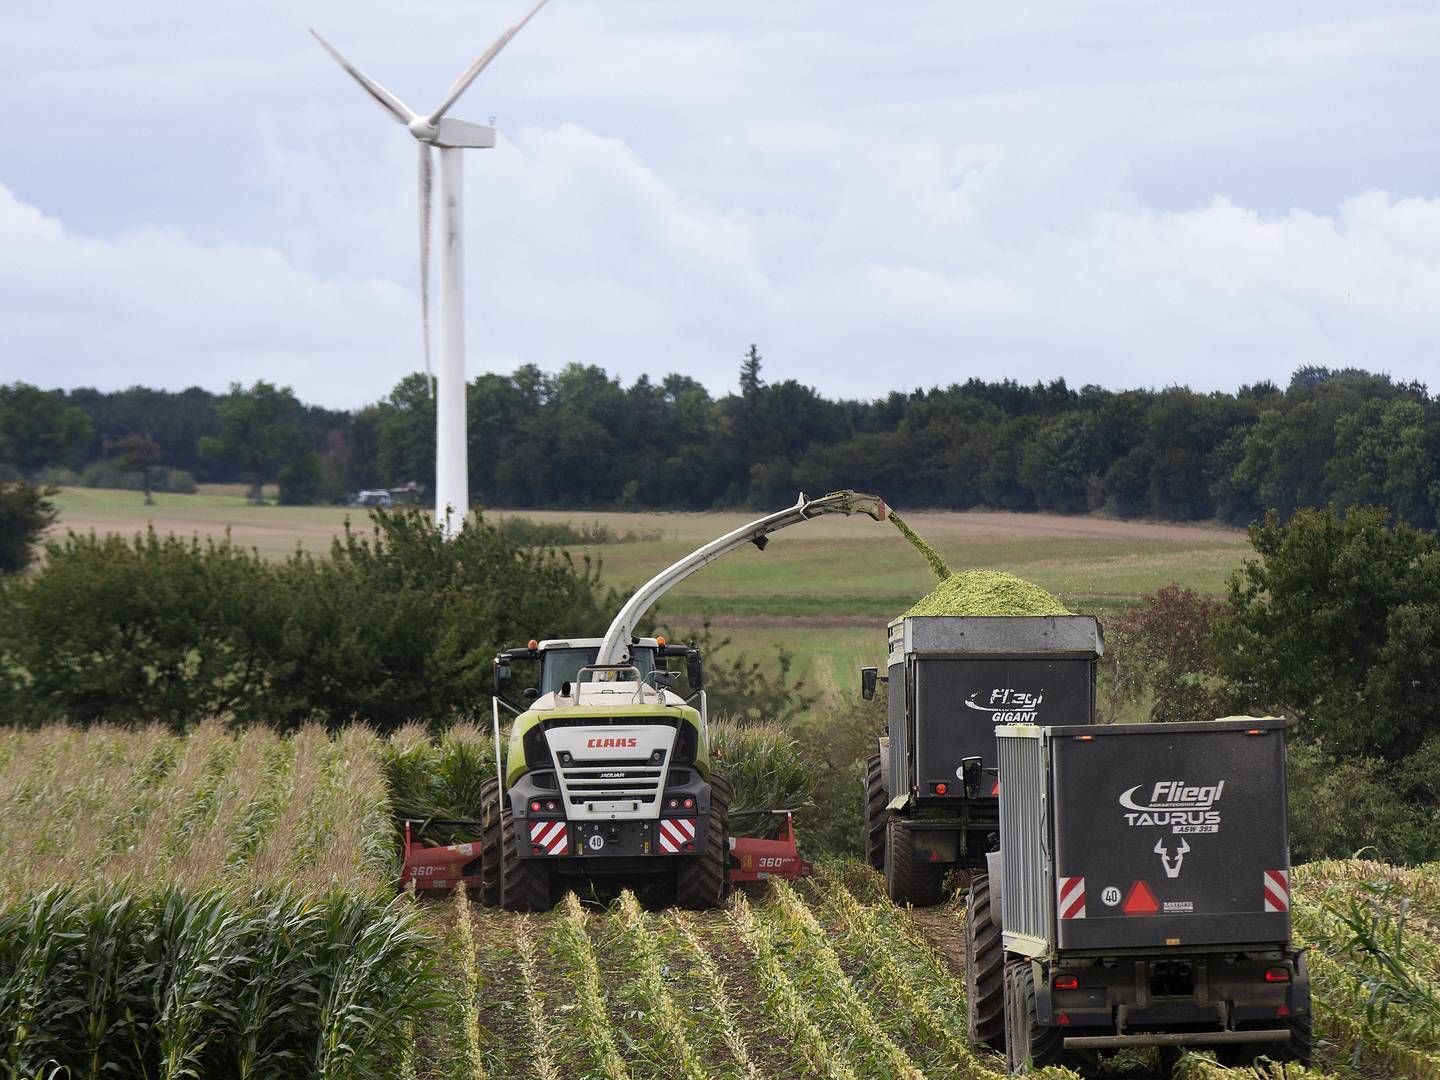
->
[594,490,887,666]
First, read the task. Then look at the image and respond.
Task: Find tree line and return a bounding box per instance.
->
[4,350,1439,526]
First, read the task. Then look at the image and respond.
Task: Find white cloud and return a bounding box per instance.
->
[1,0,1438,405]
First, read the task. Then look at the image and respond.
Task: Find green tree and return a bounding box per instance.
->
[0,383,93,476]
[108,433,164,505]
[0,482,57,574]
[1217,505,1440,761]
[199,381,306,503]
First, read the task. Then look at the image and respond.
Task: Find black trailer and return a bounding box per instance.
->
[860,615,1103,906]
[966,718,1311,1073]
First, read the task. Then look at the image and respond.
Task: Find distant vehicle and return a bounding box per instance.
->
[350,489,393,507]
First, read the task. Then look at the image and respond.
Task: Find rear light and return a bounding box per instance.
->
[545,800,558,812]
[1052,974,1080,991]
[933,782,948,795]
[667,797,680,809]
[1264,967,1291,983]
[530,800,542,813]
[683,797,695,809]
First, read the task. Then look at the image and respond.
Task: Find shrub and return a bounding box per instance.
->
[667,621,817,726]
[1286,740,1440,864]
[1101,585,1234,724]
[1218,506,1440,761]
[35,466,79,486]
[0,482,57,576]
[788,694,887,858]
[165,469,198,494]
[0,509,619,731]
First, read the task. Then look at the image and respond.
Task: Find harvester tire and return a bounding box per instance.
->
[478,777,502,907]
[862,753,887,871]
[884,815,947,907]
[675,775,730,910]
[499,805,552,913]
[965,873,1007,1052]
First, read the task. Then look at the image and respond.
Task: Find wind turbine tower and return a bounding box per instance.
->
[312,0,552,537]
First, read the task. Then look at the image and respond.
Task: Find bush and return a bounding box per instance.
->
[1218,506,1440,761]
[0,509,619,731]
[1286,740,1440,864]
[0,482,58,576]
[1100,586,1234,723]
[35,466,79,486]
[496,515,663,546]
[165,468,198,494]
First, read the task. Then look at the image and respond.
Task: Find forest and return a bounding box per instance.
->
[2,349,1438,527]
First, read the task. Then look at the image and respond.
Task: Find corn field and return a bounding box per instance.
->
[3,725,1439,1079]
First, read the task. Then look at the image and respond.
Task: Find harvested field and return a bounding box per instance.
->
[5,723,1437,1079]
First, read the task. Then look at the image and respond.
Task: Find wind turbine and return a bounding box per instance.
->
[311,0,552,538]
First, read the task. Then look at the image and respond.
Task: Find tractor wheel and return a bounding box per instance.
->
[862,753,887,871]
[676,775,730,910]
[966,873,1007,1053]
[477,777,502,907]
[499,804,552,913]
[884,814,947,907]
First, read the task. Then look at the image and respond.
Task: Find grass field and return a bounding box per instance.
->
[5,725,1438,1079]
[46,487,1251,693]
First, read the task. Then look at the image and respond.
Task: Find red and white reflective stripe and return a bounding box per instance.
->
[1058,876,1086,920]
[657,817,696,854]
[1263,869,1290,912]
[529,820,569,856]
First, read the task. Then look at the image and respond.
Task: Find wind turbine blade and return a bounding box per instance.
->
[419,143,435,398]
[427,0,552,124]
[310,29,416,125]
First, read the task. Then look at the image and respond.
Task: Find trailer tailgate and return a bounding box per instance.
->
[1048,718,1291,951]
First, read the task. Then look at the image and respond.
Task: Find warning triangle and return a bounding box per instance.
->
[1122,880,1160,915]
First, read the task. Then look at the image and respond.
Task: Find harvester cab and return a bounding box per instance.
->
[480,490,887,912]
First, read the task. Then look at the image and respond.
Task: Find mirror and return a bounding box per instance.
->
[860,666,878,701]
[523,687,538,700]
[495,663,512,690]
[686,652,704,690]
[652,670,679,690]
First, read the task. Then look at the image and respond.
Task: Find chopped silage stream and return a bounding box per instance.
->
[888,509,1073,617]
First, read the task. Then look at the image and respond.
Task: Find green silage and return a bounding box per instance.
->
[889,510,1071,617]
[904,568,1071,617]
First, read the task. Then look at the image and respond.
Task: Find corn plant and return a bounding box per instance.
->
[767,880,924,1080]
[446,886,487,1080]
[607,891,708,1080]
[710,720,813,837]
[728,891,858,1080]
[513,915,561,1080]
[812,870,990,1078]
[545,893,629,1080]
[662,911,763,1080]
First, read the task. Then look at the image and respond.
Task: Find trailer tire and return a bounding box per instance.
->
[1215,1015,1314,1068]
[884,815,947,907]
[499,805,552,913]
[965,874,1007,1052]
[862,753,887,871]
[675,775,730,910]
[478,777,502,907]
[1005,960,1074,1073]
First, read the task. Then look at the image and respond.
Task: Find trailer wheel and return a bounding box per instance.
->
[965,874,1006,1052]
[884,815,947,907]
[1005,959,1075,1073]
[862,753,887,871]
[477,777,502,907]
[499,804,552,913]
[1215,1015,1314,1068]
[675,775,730,910]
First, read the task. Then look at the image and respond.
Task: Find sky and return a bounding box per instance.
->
[1,0,1438,410]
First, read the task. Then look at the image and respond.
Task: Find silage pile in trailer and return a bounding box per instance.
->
[0,723,438,1078]
[889,509,1072,617]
